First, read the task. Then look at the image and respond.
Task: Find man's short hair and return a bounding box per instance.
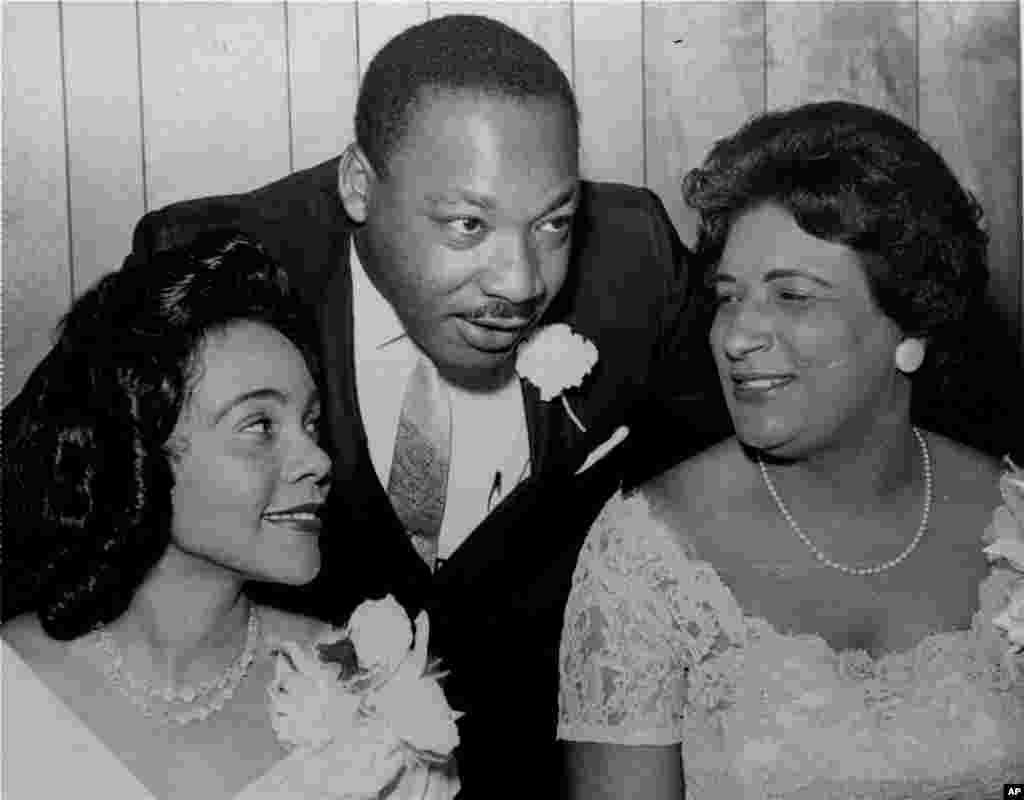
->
[355,14,579,177]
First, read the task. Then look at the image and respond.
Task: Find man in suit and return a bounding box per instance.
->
[118,15,726,796]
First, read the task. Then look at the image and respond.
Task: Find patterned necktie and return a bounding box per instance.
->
[387,356,452,570]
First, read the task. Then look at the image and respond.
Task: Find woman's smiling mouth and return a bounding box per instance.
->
[730,372,795,398]
[262,503,324,534]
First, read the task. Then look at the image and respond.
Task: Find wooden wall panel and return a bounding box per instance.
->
[356,1,428,76]
[2,3,71,403]
[766,1,916,125]
[287,2,360,170]
[428,2,573,87]
[2,1,1022,397]
[62,3,145,295]
[919,1,1022,349]
[574,2,644,184]
[644,1,765,246]
[137,3,291,209]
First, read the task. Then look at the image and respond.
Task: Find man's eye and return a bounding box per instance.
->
[446,217,485,236]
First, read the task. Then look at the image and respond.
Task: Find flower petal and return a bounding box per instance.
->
[1000,471,1024,526]
[349,594,414,673]
[515,323,598,401]
[984,539,1024,571]
[410,611,430,675]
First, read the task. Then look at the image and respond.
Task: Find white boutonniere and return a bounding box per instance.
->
[515,323,598,433]
[268,594,462,798]
[983,458,1024,654]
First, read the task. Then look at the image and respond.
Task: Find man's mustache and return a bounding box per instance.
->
[465,298,544,322]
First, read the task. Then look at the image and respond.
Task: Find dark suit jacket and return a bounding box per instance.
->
[117,157,727,796]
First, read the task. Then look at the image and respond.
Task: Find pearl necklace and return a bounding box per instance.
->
[756,427,932,576]
[95,607,260,726]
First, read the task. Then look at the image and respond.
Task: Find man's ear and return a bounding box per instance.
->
[338,143,375,224]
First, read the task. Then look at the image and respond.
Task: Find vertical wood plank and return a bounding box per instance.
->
[644,1,765,246]
[766,0,917,126]
[573,2,644,184]
[138,3,291,210]
[356,0,428,76]
[62,2,145,295]
[427,2,573,84]
[2,2,71,403]
[919,1,1022,349]
[287,1,360,169]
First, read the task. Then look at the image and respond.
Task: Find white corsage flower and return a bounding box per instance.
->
[516,323,598,432]
[369,612,461,757]
[267,597,462,799]
[289,718,405,799]
[983,458,1024,656]
[348,594,413,674]
[992,581,1024,653]
[983,460,1024,571]
[267,639,358,751]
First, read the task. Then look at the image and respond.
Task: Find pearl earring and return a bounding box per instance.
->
[895,338,925,374]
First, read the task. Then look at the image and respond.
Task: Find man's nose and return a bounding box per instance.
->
[481,231,545,305]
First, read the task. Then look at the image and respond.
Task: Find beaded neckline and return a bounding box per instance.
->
[94,607,260,726]
[756,427,933,576]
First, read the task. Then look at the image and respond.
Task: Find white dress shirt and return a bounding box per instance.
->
[350,248,531,561]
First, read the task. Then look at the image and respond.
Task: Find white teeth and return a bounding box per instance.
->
[738,377,790,390]
[265,512,319,522]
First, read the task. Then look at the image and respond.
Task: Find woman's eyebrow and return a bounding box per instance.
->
[211,388,287,424]
[763,268,835,289]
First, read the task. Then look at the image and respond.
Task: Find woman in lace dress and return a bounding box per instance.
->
[0,231,336,799]
[558,101,1024,798]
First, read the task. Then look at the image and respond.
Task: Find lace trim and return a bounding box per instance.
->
[558,490,748,742]
[558,488,1024,783]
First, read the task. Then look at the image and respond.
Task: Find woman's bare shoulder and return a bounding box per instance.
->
[926,430,1003,506]
[635,437,760,557]
[645,437,754,512]
[0,613,69,673]
[923,431,1003,566]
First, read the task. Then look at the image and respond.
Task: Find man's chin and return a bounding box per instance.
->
[436,349,519,392]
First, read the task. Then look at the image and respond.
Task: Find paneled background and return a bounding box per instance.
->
[3,1,1021,402]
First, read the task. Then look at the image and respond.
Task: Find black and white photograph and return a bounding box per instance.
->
[2,2,1023,798]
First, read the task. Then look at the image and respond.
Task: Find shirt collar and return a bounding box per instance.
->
[350,245,407,350]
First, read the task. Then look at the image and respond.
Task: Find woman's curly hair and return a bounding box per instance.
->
[682,100,1012,453]
[2,230,322,640]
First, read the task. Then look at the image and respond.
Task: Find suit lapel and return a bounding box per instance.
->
[521,378,555,477]
[318,235,366,488]
[432,338,587,588]
[519,320,592,479]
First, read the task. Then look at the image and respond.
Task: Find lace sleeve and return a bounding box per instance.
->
[557,490,740,746]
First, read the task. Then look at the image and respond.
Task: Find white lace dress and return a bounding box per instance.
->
[557,490,1024,799]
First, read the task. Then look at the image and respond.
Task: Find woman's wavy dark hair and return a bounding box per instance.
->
[682,100,1013,454]
[2,230,322,640]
